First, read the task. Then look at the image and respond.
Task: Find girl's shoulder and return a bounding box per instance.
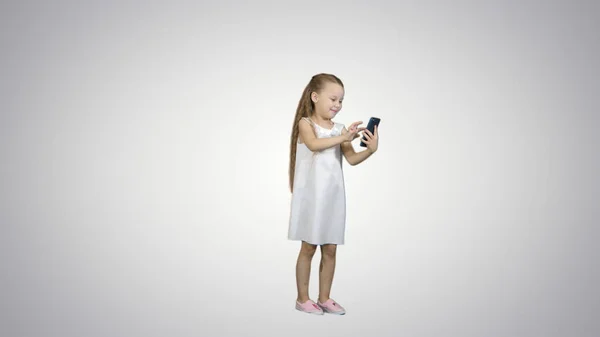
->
[299,117,316,127]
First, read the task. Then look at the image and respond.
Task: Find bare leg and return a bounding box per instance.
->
[318,244,337,303]
[296,241,317,303]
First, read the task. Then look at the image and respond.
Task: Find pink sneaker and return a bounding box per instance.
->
[295,299,324,315]
[317,299,346,315]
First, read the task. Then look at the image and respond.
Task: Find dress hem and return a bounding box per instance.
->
[287,237,345,246]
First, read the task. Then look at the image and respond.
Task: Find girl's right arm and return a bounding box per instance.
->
[298,119,347,152]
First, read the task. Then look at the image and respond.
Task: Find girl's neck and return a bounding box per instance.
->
[310,114,332,125]
[310,115,333,129]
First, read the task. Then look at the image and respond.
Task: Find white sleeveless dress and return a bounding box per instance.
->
[288,117,347,245]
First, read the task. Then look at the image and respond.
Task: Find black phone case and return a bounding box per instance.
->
[360,117,380,147]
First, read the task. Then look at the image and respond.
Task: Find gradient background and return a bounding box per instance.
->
[1,1,599,336]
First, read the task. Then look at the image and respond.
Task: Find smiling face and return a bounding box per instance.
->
[311,81,344,120]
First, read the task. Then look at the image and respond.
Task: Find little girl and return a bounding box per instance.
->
[288,73,379,315]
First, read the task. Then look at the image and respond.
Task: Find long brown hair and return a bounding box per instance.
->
[289,73,344,192]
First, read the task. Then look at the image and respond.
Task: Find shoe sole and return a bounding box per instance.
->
[318,304,346,315]
[322,309,346,315]
[295,304,324,315]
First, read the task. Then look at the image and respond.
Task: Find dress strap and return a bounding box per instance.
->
[301,117,314,125]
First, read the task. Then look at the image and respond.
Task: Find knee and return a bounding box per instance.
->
[300,242,317,258]
[321,245,337,260]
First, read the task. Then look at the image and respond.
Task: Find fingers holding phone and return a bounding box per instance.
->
[359,117,380,148]
[361,125,379,153]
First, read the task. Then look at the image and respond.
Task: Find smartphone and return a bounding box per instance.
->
[360,117,381,147]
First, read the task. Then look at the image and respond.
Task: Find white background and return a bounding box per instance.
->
[1,1,599,336]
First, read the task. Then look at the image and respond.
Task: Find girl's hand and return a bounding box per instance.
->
[361,125,379,153]
[344,121,365,141]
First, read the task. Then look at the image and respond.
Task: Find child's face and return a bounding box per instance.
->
[312,82,344,119]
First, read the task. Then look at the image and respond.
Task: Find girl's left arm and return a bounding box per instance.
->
[340,126,378,166]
